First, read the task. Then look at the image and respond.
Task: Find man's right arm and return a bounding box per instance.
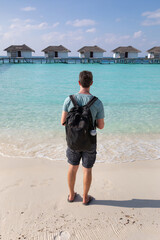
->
[61,111,68,125]
[96,119,104,129]
[61,97,70,125]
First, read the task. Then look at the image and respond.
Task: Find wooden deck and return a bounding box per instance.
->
[0,57,160,64]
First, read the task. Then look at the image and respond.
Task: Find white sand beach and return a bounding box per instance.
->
[0,156,160,240]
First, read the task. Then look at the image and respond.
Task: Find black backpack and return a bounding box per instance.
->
[65,95,98,151]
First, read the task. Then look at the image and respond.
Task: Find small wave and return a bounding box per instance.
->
[0,133,160,163]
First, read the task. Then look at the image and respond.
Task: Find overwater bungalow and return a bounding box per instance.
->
[42,45,71,58]
[4,44,35,58]
[112,46,141,58]
[78,46,106,58]
[147,47,160,59]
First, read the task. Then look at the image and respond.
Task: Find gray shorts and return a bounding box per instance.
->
[66,144,97,168]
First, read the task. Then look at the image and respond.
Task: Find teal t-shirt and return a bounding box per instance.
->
[63,93,104,123]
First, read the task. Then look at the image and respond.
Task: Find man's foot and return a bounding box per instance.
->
[67,192,77,203]
[83,195,93,205]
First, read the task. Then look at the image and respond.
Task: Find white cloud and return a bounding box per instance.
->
[42,32,66,43]
[9,21,49,30]
[133,30,142,38]
[1,19,59,42]
[25,19,33,23]
[86,28,96,33]
[24,22,59,30]
[105,33,117,44]
[42,29,84,44]
[12,18,19,22]
[73,36,83,41]
[21,6,36,12]
[26,22,48,30]
[9,19,58,31]
[67,30,83,41]
[142,19,160,26]
[66,19,96,27]
[105,33,130,44]
[52,22,60,28]
[2,32,13,40]
[142,8,160,26]
[142,8,160,18]
[90,37,101,45]
[121,35,130,40]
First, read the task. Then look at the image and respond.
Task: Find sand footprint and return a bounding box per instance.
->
[102,179,113,191]
[54,231,70,240]
[0,179,22,193]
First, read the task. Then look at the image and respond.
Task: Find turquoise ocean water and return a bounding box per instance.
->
[0,63,160,162]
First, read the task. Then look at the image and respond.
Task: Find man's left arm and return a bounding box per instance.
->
[96,101,105,129]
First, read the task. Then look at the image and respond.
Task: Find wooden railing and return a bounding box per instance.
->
[0,57,160,64]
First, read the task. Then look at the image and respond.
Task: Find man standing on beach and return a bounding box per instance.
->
[61,71,104,205]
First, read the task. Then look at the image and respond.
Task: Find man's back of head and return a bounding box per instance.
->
[79,71,93,88]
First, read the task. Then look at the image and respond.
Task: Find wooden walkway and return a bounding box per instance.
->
[0,57,160,64]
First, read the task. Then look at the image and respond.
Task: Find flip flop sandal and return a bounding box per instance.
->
[83,196,93,206]
[67,192,77,203]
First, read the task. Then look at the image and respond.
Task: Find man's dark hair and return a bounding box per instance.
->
[79,71,93,88]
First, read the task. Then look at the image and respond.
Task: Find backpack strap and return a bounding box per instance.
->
[69,95,79,107]
[86,96,98,108]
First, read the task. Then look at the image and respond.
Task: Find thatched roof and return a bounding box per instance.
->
[112,46,141,53]
[4,44,35,52]
[147,47,160,53]
[78,46,106,53]
[42,45,71,52]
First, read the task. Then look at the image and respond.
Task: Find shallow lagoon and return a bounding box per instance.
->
[0,64,160,162]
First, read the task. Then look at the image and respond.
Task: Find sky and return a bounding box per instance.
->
[0,0,160,56]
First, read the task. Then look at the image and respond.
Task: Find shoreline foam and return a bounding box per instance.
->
[0,132,160,163]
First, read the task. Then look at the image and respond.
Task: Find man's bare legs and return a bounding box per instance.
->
[68,164,92,203]
[67,164,79,201]
[83,167,92,204]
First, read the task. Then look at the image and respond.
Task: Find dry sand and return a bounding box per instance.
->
[0,156,160,240]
